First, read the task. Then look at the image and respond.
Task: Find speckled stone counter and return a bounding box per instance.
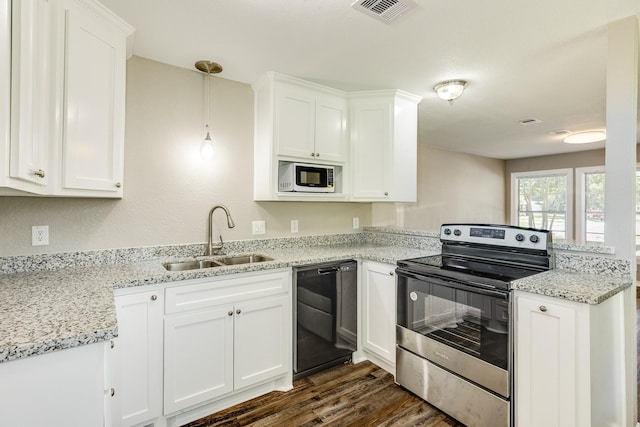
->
[511,269,633,305]
[1,227,634,364]
[0,242,435,363]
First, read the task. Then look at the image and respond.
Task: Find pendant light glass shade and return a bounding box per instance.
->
[195,60,222,160]
[200,128,214,159]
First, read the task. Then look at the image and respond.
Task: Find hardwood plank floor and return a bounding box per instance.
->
[185,361,464,427]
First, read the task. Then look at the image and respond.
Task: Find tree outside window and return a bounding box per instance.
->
[511,169,572,240]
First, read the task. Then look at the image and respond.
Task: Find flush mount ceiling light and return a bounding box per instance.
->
[433,80,467,103]
[563,130,606,144]
[195,60,223,160]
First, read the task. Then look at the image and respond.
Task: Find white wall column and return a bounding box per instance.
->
[604,15,638,426]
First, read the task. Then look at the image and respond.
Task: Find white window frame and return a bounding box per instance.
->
[510,168,574,240]
[575,166,605,244]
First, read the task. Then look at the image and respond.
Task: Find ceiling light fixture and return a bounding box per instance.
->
[563,130,606,144]
[433,80,467,103]
[195,60,223,160]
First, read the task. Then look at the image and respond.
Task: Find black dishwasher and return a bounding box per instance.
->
[293,260,357,380]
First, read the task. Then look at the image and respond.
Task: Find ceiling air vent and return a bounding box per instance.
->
[519,117,542,125]
[352,0,417,24]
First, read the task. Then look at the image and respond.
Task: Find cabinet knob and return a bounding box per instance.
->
[110,340,115,349]
[389,271,394,276]
[34,169,45,178]
[384,192,389,196]
[310,153,316,157]
[236,309,242,315]
[315,152,320,157]
[110,388,115,397]
[228,310,233,316]
[115,182,122,188]
[150,295,158,301]
[539,305,547,312]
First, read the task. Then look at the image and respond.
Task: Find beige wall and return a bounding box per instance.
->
[0,56,509,257]
[0,57,371,257]
[372,146,506,229]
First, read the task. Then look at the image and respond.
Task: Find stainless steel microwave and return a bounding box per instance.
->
[278,162,335,193]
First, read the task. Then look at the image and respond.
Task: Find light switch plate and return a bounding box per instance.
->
[32,225,49,246]
[252,220,266,235]
[352,217,360,229]
[291,219,299,233]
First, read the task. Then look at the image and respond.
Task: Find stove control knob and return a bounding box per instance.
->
[515,233,525,242]
[530,235,540,244]
[444,228,452,235]
[453,229,461,236]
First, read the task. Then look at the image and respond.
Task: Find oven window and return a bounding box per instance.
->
[397,275,509,369]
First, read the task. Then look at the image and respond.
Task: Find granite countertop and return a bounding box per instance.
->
[511,269,633,304]
[0,240,633,364]
[0,243,433,364]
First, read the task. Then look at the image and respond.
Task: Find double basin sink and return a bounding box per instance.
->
[163,254,273,271]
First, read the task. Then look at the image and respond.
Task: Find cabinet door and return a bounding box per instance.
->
[114,290,163,427]
[164,306,234,414]
[351,101,391,200]
[275,86,315,159]
[314,94,347,162]
[515,293,578,427]
[9,0,50,188]
[234,295,290,390]
[361,261,396,367]
[59,0,126,194]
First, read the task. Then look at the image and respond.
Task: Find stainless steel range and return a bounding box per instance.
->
[395,224,552,427]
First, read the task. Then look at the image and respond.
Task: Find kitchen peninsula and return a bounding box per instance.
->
[0,228,631,427]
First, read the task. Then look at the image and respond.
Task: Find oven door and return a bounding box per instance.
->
[396,268,511,398]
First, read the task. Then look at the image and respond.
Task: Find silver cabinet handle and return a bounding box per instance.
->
[110,340,115,349]
[315,152,320,157]
[34,169,45,178]
[389,271,394,276]
[150,295,158,301]
[539,305,547,312]
[310,153,316,157]
[110,388,115,397]
[115,182,122,188]
[228,311,233,316]
[384,192,389,196]
[236,309,242,315]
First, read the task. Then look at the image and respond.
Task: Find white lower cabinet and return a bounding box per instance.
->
[0,342,110,427]
[360,260,396,373]
[514,290,625,427]
[114,287,164,427]
[114,269,292,426]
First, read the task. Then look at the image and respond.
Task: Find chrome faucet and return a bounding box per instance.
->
[206,204,236,256]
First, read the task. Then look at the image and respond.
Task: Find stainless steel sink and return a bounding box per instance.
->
[216,254,273,265]
[162,254,273,271]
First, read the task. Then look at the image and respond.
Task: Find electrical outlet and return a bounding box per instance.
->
[32,225,49,246]
[252,220,266,235]
[291,219,299,233]
[352,217,360,229]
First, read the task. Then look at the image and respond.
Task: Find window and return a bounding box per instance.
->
[576,166,605,243]
[511,169,573,240]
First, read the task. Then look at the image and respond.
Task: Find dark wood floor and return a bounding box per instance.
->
[187,301,640,426]
[185,361,464,427]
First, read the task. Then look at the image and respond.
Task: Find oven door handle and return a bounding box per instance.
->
[396,269,509,299]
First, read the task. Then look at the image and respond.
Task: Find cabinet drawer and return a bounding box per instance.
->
[165,270,290,314]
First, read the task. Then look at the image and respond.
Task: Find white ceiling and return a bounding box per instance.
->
[101,0,640,160]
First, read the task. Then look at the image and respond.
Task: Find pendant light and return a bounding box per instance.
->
[195,60,223,159]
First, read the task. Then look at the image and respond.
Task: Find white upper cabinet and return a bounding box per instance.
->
[0,0,51,194]
[253,72,420,202]
[253,72,349,201]
[0,0,134,198]
[54,0,131,196]
[272,74,348,163]
[350,90,421,202]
